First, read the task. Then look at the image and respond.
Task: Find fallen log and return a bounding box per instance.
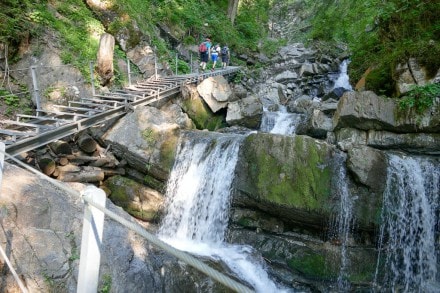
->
[49,140,72,155]
[37,157,56,176]
[58,170,105,183]
[76,132,97,153]
[58,157,69,166]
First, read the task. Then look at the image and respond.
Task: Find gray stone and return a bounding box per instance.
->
[367,130,440,155]
[334,128,368,151]
[333,91,440,133]
[347,146,387,193]
[296,109,333,139]
[197,76,229,112]
[226,95,263,129]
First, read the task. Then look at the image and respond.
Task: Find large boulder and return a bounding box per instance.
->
[347,146,388,193]
[196,76,231,112]
[102,106,188,184]
[333,91,440,133]
[395,58,440,95]
[179,83,225,131]
[226,95,263,129]
[103,175,164,222]
[296,109,333,139]
[0,163,228,292]
[233,133,337,230]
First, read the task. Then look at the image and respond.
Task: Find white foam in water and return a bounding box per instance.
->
[260,106,303,135]
[374,154,440,292]
[158,133,292,292]
[333,59,352,91]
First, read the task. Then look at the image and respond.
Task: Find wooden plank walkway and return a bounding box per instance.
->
[2,66,240,156]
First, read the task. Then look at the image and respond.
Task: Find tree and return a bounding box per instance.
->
[227,0,240,24]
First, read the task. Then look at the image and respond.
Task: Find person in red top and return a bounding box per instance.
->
[199,38,212,72]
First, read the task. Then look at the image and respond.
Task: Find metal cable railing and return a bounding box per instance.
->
[0,145,253,293]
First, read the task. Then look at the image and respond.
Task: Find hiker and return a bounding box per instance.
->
[199,38,211,71]
[210,44,221,71]
[221,45,230,69]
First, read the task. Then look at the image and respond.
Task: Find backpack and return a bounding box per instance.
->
[199,42,207,53]
[221,46,228,56]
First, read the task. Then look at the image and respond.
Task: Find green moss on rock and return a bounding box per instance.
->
[182,97,225,131]
[242,134,333,212]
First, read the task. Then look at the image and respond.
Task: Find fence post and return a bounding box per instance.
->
[89,61,96,96]
[126,56,132,87]
[0,142,4,193]
[175,53,178,75]
[190,53,193,74]
[154,54,158,80]
[30,66,40,111]
[77,186,106,293]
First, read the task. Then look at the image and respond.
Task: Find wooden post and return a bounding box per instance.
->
[89,61,95,96]
[30,66,41,111]
[0,142,4,192]
[127,56,132,87]
[77,186,106,293]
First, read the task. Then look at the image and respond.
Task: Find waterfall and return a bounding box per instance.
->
[333,59,352,91]
[158,132,287,292]
[328,153,357,291]
[260,106,304,135]
[374,154,440,292]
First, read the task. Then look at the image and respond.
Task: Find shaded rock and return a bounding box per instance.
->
[347,146,387,193]
[334,128,368,151]
[319,98,339,114]
[103,107,183,184]
[321,87,347,101]
[226,95,263,129]
[233,133,338,231]
[179,84,225,131]
[366,130,440,155]
[296,109,333,139]
[274,70,298,84]
[333,91,440,133]
[197,76,229,112]
[0,163,232,293]
[104,175,164,222]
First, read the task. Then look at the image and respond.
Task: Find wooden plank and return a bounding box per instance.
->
[36,109,90,118]
[0,129,36,136]
[53,105,104,113]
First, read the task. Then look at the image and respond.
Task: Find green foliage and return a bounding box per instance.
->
[307,0,440,97]
[399,83,440,114]
[99,274,112,293]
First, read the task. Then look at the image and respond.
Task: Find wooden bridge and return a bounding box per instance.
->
[1,66,240,157]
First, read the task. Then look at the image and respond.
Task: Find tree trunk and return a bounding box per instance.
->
[227,0,240,24]
[76,132,97,153]
[97,33,115,86]
[49,140,72,155]
[38,157,56,176]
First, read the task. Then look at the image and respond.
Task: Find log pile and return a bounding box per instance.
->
[33,131,125,186]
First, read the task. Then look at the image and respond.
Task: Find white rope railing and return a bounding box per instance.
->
[0,148,254,293]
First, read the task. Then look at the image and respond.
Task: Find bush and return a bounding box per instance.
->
[399,83,440,114]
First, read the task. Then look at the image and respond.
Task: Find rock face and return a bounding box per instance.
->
[333,91,440,154]
[102,106,191,187]
[103,175,164,222]
[0,163,233,293]
[178,83,225,131]
[333,91,440,133]
[229,132,381,291]
[225,95,263,129]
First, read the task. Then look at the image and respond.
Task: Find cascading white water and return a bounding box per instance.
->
[333,59,352,91]
[374,154,440,292]
[260,106,303,135]
[328,153,357,291]
[158,132,288,292]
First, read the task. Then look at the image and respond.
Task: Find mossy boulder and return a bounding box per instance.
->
[179,84,226,131]
[103,106,186,184]
[233,133,338,230]
[103,175,164,222]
